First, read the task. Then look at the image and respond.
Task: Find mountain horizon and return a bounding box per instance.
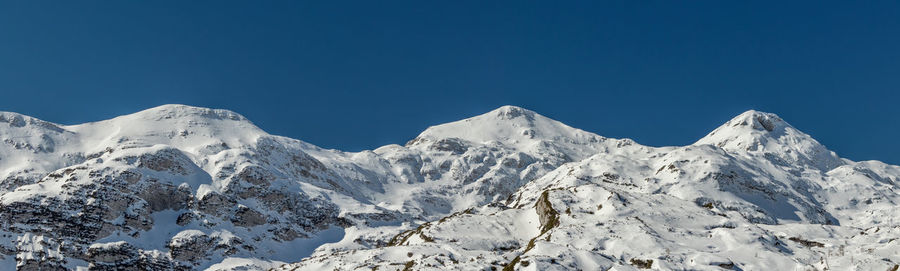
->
[0,104,851,162]
[2,104,897,270]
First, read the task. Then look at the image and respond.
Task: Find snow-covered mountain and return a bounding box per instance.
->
[0,105,897,270]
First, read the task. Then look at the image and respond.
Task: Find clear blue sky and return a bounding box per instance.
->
[1,1,898,164]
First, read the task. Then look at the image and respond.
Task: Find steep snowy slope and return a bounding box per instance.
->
[1,105,898,270]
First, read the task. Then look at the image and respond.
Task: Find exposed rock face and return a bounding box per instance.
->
[168,230,216,263]
[1,105,898,270]
[533,190,559,234]
[138,182,192,212]
[87,242,138,264]
[85,241,179,270]
[231,206,267,228]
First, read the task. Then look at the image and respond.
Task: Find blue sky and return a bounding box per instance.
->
[1,1,898,164]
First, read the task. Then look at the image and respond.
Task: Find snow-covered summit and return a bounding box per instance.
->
[695,110,843,170]
[65,104,266,155]
[407,105,615,162]
[111,104,253,122]
[68,104,261,133]
[412,105,600,146]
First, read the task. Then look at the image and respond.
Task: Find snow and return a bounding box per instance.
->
[411,105,612,161]
[277,107,900,270]
[695,110,844,170]
[1,105,898,270]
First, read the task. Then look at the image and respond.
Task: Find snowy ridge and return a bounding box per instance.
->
[0,105,897,270]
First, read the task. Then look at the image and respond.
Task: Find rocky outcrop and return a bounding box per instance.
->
[84,241,183,270]
[168,230,216,263]
[534,190,559,234]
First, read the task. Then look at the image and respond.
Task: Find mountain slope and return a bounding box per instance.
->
[0,105,897,271]
[280,109,900,271]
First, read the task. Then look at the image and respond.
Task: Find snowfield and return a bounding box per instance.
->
[0,105,897,270]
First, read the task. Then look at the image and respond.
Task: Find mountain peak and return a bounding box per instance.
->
[64,104,266,153]
[725,110,786,132]
[126,104,250,122]
[696,110,792,144]
[489,105,537,121]
[695,110,843,170]
[407,105,607,156]
[412,105,583,143]
[71,104,262,135]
